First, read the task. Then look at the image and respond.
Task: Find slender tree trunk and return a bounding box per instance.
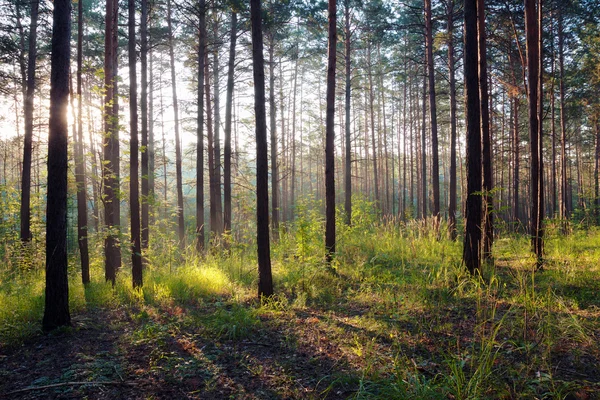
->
[344,0,351,225]
[447,0,457,240]
[167,0,185,247]
[129,0,142,287]
[478,0,493,260]
[325,0,337,262]
[76,0,89,284]
[205,51,218,239]
[513,96,521,227]
[558,8,569,226]
[421,71,427,219]
[20,0,39,243]
[223,11,237,235]
[463,0,482,275]
[103,0,121,284]
[213,17,223,236]
[250,0,273,298]
[196,0,206,252]
[269,35,279,236]
[367,46,379,206]
[43,0,71,331]
[425,0,440,228]
[525,0,543,268]
[290,55,299,220]
[140,0,149,249]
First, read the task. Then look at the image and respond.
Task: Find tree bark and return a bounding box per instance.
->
[213,16,223,236]
[325,0,337,262]
[525,0,543,268]
[250,0,273,298]
[197,0,206,252]
[129,0,142,287]
[140,0,149,249]
[447,0,457,240]
[269,35,279,237]
[224,11,237,235]
[344,0,351,225]
[43,0,71,331]
[103,0,121,284]
[478,0,493,260]
[19,0,39,243]
[167,0,185,247]
[463,0,482,275]
[425,0,440,228]
[76,0,89,284]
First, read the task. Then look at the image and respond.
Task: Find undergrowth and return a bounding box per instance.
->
[1,198,599,398]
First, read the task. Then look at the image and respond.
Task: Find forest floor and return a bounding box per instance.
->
[1,223,600,399]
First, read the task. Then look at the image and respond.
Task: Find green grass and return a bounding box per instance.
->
[2,212,600,398]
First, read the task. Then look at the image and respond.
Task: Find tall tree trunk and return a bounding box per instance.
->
[223,11,237,235]
[167,0,185,247]
[558,7,569,226]
[196,0,206,252]
[129,0,142,287]
[463,0,482,275]
[250,0,273,298]
[19,0,39,243]
[478,0,493,260]
[290,55,299,220]
[513,97,521,227]
[205,51,218,239]
[140,0,149,249]
[325,0,337,262]
[76,0,89,284]
[43,0,71,331]
[213,16,223,236]
[344,0,351,225]
[447,0,457,240]
[425,0,440,228]
[367,46,379,206]
[525,0,543,268]
[269,35,279,236]
[595,120,600,224]
[103,0,121,284]
[421,72,427,219]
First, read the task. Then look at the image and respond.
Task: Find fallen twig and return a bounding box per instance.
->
[2,381,137,396]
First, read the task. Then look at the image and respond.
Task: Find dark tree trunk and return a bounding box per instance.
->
[558,8,569,226]
[167,0,185,247]
[20,0,39,243]
[525,0,543,268]
[250,0,273,298]
[269,35,279,237]
[205,51,218,239]
[325,0,337,262]
[76,0,89,284]
[223,11,237,235]
[103,0,121,284]
[196,0,206,252]
[478,0,493,260]
[513,97,521,226]
[367,46,379,206]
[43,0,71,331]
[421,72,427,219]
[140,0,149,249]
[447,0,457,240]
[129,0,142,287]
[344,0,351,226]
[463,0,482,275]
[213,18,223,236]
[425,0,440,227]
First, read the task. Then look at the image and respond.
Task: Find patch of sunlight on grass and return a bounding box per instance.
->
[152,265,232,305]
[0,272,45,344]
